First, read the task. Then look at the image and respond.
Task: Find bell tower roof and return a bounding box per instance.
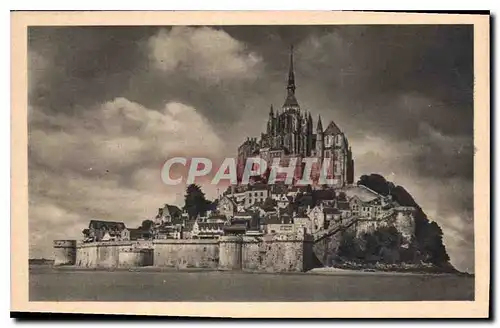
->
[287,45,296,94]
[324,121,342,135]
[283,45,299,109]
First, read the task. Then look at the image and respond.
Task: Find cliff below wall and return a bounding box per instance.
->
[312,231,343,268]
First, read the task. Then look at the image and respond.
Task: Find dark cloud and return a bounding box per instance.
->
[28,25,474,272]
[28,26,155,112]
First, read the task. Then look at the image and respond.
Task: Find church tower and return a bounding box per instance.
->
[236,46,355,190]
[307,112,313,156]
[267,104,274,136]
[280,45,302,154]
[315,115,324,158]
[282,45,300,113]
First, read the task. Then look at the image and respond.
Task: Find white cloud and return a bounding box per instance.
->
[148,27,262,84]
[29,98,225,258]
[30,98,224,173]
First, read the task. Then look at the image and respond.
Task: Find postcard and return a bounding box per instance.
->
[11,11,490,318]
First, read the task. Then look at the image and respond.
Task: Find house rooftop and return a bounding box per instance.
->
[89,220,126,231]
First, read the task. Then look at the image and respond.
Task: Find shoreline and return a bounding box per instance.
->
[30,264,472,277]
[308,267,472,277]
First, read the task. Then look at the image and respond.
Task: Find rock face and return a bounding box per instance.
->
[312,231,342,267]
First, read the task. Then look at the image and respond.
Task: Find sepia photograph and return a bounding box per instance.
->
[11,11,490,318]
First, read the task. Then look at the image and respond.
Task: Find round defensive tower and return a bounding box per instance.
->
[218,235,243,270]
[118,245,153,267]
[53,240,77,266]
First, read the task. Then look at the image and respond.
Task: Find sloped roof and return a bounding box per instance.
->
[223,224,247,232]
[171,216,184,225]
[207,214,227,221]
[231,217,252,227]
[324,121,342,135]
[266,215,282,225]
[89,220,126,231]
[248,183,269,191]
[157,226,176,232]
[198,222,225,230]
[129,228,150,240]
[165,204,182,216]
[337,201,350,210]
[323,207,340,215]
[283,93,299,108]
[312,189,336,201]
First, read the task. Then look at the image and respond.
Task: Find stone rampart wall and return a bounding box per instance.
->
[153,239,219,269]
[75,241,153,268]
[66,233,312,272]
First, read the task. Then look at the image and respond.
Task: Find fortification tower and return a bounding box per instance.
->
[218,235,243,270]
[53,240,77,266]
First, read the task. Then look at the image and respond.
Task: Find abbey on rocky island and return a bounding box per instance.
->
[237,46,354,188]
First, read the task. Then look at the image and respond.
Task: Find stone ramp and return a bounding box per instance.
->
[313,216,360,242]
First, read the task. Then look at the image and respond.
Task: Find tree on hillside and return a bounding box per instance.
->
[140,219,155,231]
[357,174,395,196]
[338,230,362,260]
[261,197,278,211]
[337,191,347,201]
[356,173,452,267]
[183,184,212,219]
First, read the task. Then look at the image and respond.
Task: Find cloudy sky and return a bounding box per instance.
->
[28,25,474,272]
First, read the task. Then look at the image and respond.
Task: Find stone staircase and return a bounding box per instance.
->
[312,216,360,243]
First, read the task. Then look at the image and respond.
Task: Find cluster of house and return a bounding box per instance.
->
[81,182,417,244]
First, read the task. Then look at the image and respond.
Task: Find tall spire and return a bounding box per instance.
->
[283,45,299,110]
[269,104,274,115]
[316,114,323,132]
[287,44,296,95]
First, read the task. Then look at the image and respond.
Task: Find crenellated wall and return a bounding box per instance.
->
[62,230,313,272]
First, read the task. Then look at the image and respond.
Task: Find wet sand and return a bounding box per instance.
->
[29,265,474,302]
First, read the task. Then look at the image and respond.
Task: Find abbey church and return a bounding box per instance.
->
[237,47,355,188]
